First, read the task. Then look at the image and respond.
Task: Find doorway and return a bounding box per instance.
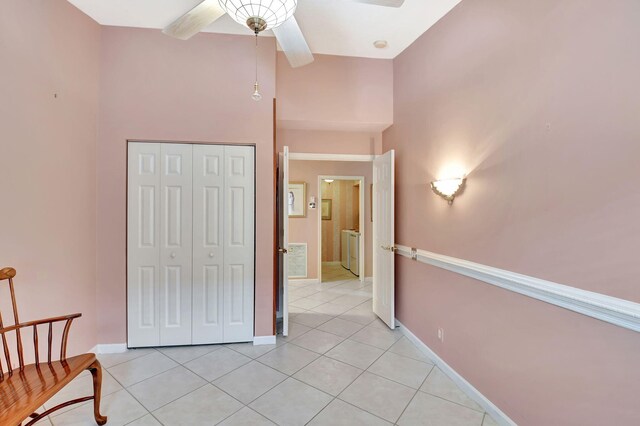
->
[318,176,365,283]
[277,150,396,336]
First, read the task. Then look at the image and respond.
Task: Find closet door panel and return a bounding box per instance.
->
[127,143,161,347]
[223,146,255,343]
[159,144,193,346]
[192,145,224,344]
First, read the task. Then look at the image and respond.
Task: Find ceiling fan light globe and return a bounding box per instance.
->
[218,0,298,32]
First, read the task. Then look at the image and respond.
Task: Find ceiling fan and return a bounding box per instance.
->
[162,0,405,69]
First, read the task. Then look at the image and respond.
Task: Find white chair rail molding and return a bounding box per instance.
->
[395,245,640,333]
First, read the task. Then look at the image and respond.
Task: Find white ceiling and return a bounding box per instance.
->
[67,0,461,59]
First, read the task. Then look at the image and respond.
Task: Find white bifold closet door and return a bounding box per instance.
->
[127,143,161,347]
[191,145,255,344]
[159,143,193,346]
[128,142,254,347]
[192,145,224,344]
[220,146,255,343]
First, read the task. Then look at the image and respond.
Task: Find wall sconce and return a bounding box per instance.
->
[430,177,466,205]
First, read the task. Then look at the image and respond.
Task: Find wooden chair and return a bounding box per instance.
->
[0,267,107,425]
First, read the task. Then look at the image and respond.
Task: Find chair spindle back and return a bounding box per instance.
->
[0,267,79,380]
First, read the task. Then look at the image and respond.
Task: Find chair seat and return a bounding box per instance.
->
[0,353,97,425]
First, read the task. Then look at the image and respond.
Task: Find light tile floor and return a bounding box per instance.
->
[43,278,498,425]
[321,262,357,282]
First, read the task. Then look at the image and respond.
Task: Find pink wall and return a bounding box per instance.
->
[289,161,373,279]
[0,0,101,355]
[96,27,277,342]
[276,52,393,132]
[384,0,640,424]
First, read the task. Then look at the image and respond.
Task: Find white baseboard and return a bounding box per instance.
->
[90,343,128,354]
[395,320,516,426]
[289,278,320,285]
[253,335,277,346]
[91,338,276,352]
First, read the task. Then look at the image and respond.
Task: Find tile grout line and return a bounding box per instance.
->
[98,348,159,369]
[391,358,434,425]
[107,363,173,388]
[418,363,487,413]
[420,389,488,414]
[391,387,420,425]
[127,373,209,415]
[329,335,402,424]
[209,359,289,405]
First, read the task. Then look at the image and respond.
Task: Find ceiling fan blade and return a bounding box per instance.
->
[162,0,226,40]
[273,16,315,68]
[351,0,405,7]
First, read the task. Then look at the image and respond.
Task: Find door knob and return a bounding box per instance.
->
[209,252,214,258]
[278,248,288,254]
[170,252,176,259]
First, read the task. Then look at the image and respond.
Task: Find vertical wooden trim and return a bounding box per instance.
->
[273,98,278,335]
[125,141,129,348]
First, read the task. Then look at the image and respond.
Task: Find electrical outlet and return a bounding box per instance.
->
[437,328,444,343]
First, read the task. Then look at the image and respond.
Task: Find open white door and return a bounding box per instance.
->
[278,146,290,336]
[373,150,395,329]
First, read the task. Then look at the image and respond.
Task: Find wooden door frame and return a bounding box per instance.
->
[272,99,278,335]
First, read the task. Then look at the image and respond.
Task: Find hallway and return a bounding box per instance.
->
[321,262,357,282]
[46,279,497,425]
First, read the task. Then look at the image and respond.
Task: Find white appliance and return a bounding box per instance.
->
[127,142,255,347]
[349,232,360,276]
[341,230,350,269]
[340,230,360,276]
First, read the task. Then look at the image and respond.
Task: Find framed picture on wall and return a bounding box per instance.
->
[288,182,307,218]
[321,199,332,220]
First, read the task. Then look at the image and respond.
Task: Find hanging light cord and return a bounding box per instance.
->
[252,33,262,101]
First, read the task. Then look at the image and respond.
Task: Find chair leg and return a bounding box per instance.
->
[88,360,108,425]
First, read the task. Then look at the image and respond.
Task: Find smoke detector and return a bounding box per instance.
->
[373,40,388,49]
